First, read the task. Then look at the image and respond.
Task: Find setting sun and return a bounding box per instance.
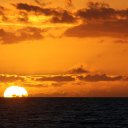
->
[4,86,28,98]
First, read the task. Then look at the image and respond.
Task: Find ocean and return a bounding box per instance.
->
[0,98,128,128]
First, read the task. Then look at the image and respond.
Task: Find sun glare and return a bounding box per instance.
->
[4,86,28,98]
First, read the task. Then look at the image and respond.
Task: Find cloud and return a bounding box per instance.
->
[50,10,75,24]
[64,2,128,38]
[0,6,5,15]
[0,6,8,22]
[29,82,128,97]
[0,27,44,44]
[0,75,24,82]
[68,65,89,74]
[2,1,128,39]
[76,2,116,21]
[65,20,128,38]
[36,75,75,82]
[78,74,123,82]
[15,3,75,24]
[14,3,46,14]
[14,3,64,16]
[76,2,128,21]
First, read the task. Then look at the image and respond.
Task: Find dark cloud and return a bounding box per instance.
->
[76,2,116,21]
[0,75,24,82]
[64,2,128,38]
[15,3,75,24]
[14,3,45,14]
[65,20,128,37]
[15,3,57,16]
[78,74,123,82]
[51,10,75,23]
[76,2,128,21]
[68,65,89,74]
[36,75,75,82]
[0,6,5,15]
[0,27,44,44]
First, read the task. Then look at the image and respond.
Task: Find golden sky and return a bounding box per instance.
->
[0,0,128,97]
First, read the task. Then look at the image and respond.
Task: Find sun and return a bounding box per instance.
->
[4,86,28,98]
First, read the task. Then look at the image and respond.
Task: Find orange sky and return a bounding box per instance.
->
[0,0,128,97]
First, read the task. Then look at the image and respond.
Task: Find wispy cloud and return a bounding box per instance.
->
[35,75,75,82]
[0,66,127,86]
[0,27,44,44]
[0,74,24,82]
[1,66,128,97]
[78,74,123,82]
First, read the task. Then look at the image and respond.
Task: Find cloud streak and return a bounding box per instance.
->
[0,27,44,44]
[0,75,24,82]
[65,20,128,37]
[78,74,123,82]
[1,69,128,97]
[36,75,75,82]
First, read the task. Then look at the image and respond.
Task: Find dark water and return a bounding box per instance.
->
[0,98,128,128]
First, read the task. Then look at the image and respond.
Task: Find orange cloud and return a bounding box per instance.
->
[14,3,75,24]
[68,65,89,74]
[65,2,128,38]
[36,75,75,82]
[0,27,44,44]
[78,74,123,82]
[0,74,24,82]
[0,70,128,97]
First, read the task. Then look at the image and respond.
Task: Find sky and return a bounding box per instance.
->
[0,0,128,97]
